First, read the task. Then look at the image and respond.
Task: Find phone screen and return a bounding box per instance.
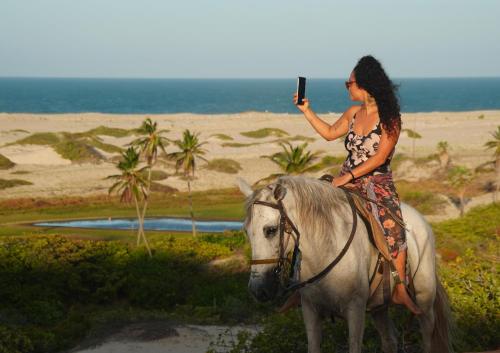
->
[296,77,306,105]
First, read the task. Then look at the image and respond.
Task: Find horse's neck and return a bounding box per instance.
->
[294,201,354,276]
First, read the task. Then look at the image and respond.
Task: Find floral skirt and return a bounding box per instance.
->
[341,168,406,258]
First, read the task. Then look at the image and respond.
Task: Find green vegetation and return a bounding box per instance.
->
[7,127,136,162]
[13,132,61,146]
[308,155,345,173]
[0,153,15,169]
[167,130,208,236]
[396,180,447,214]
[0,232,259,353]
[74,125,137,138]
[0,178,32,190]
[86,137,123,153]
[0,186,497,352]
[141,170,169,181]
[262,142,320,174]
[221,142,261,148]
[209,204,500,353]
[211,133,233,141]
[53,139,103,163]
[447,165,475,216]
[206,158,242,174]
[108,147,151,256]
[484,126,500,201]
[478,114,485,119]
[241,128,289,139]
[275,135,315,143]
[10,171,30,175]
[402,128,422,158]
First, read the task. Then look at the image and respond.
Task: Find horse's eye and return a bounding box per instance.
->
[264,225,278,238]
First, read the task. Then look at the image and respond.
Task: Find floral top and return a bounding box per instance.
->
[342,113,393,175]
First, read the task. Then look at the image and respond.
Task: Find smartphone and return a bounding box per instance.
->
[296,76,306,105]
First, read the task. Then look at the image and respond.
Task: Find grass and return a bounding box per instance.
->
[53,139,104,163]
[240,128,289,138]
[210,133,233,141]
[12,132,61,146]
[0,153,15,169]
[0,178,32,190]
[205,159,242,174]
[396,180,448,214]
[0,187,498,352]
[10,171,30,175]
[0,188,246,238]
[274,135,316,143]
[7,130,123,163]
[85,137,123,154]
[142,170,169,181]
[221,142,262,148]
[74,125,137,138]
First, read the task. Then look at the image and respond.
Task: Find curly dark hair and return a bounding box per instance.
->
[353,55,401,137]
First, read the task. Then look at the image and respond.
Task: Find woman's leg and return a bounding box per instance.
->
[370,176,422,314]
[391,249,422,315]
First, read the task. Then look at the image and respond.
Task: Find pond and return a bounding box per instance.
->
[34,218,244,233]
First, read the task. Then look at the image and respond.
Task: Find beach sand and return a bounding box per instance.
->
[0,111,498,200]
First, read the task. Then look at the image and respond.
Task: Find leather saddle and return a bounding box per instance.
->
[318,174,416,311]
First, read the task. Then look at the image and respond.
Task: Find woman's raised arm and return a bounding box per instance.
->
[293,94,359,141]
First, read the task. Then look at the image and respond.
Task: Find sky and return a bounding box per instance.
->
[0,0,499,79]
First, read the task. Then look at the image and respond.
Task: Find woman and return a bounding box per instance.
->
[293,55,422,315]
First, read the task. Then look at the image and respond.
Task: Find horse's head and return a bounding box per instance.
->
[238,178,295,302]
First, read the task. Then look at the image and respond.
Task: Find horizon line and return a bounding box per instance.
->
[1,75,500,80]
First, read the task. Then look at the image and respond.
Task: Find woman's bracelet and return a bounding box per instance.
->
[348,170,356,181]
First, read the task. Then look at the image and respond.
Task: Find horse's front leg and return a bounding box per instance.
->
[345,298,366,353]
[301,296,322,353]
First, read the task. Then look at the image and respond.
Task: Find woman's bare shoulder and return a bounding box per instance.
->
[343,105,362,121]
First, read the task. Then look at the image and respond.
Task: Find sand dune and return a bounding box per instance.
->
[0,111,498,199]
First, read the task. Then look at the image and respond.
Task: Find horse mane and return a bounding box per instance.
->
[245,175,347,238]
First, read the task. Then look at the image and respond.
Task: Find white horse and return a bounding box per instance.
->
[238,175,452,353]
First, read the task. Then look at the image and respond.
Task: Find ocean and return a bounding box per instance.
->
[0,77,499,114]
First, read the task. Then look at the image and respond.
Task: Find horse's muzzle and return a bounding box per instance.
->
[248,268,280,302]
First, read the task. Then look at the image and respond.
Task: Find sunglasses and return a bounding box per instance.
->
[345,80,356,89]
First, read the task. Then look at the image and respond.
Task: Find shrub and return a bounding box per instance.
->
[0,178,32,190]
[13,132,61,146]
[0,234,255,352]
[211,134,233,141]
[206,159,242,174]
[53,139,103,163]
[77,126,136,138]
[0,154,15,170]
[241,128,289,138]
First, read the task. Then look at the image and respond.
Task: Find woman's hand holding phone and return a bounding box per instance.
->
[293,93,310,113]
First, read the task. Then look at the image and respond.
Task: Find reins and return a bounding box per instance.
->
[250,187,359,293]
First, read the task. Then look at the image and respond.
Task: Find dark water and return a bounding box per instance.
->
[1,77,499,114]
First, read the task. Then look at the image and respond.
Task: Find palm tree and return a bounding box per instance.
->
[484,126,500,202]
[107,147,152,257]
[257,142,320,184]
[436,141,450,169]
[129,118,170,241]
[447,165,474,217]
[402,128,422,159]
[166,130,207,236]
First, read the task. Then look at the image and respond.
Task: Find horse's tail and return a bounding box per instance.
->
[430,275,454,353]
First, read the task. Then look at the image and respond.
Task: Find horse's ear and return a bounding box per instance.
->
[273,183,287,201]
[237,177,253,197]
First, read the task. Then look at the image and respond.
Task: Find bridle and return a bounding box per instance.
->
[249,186,358,293]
